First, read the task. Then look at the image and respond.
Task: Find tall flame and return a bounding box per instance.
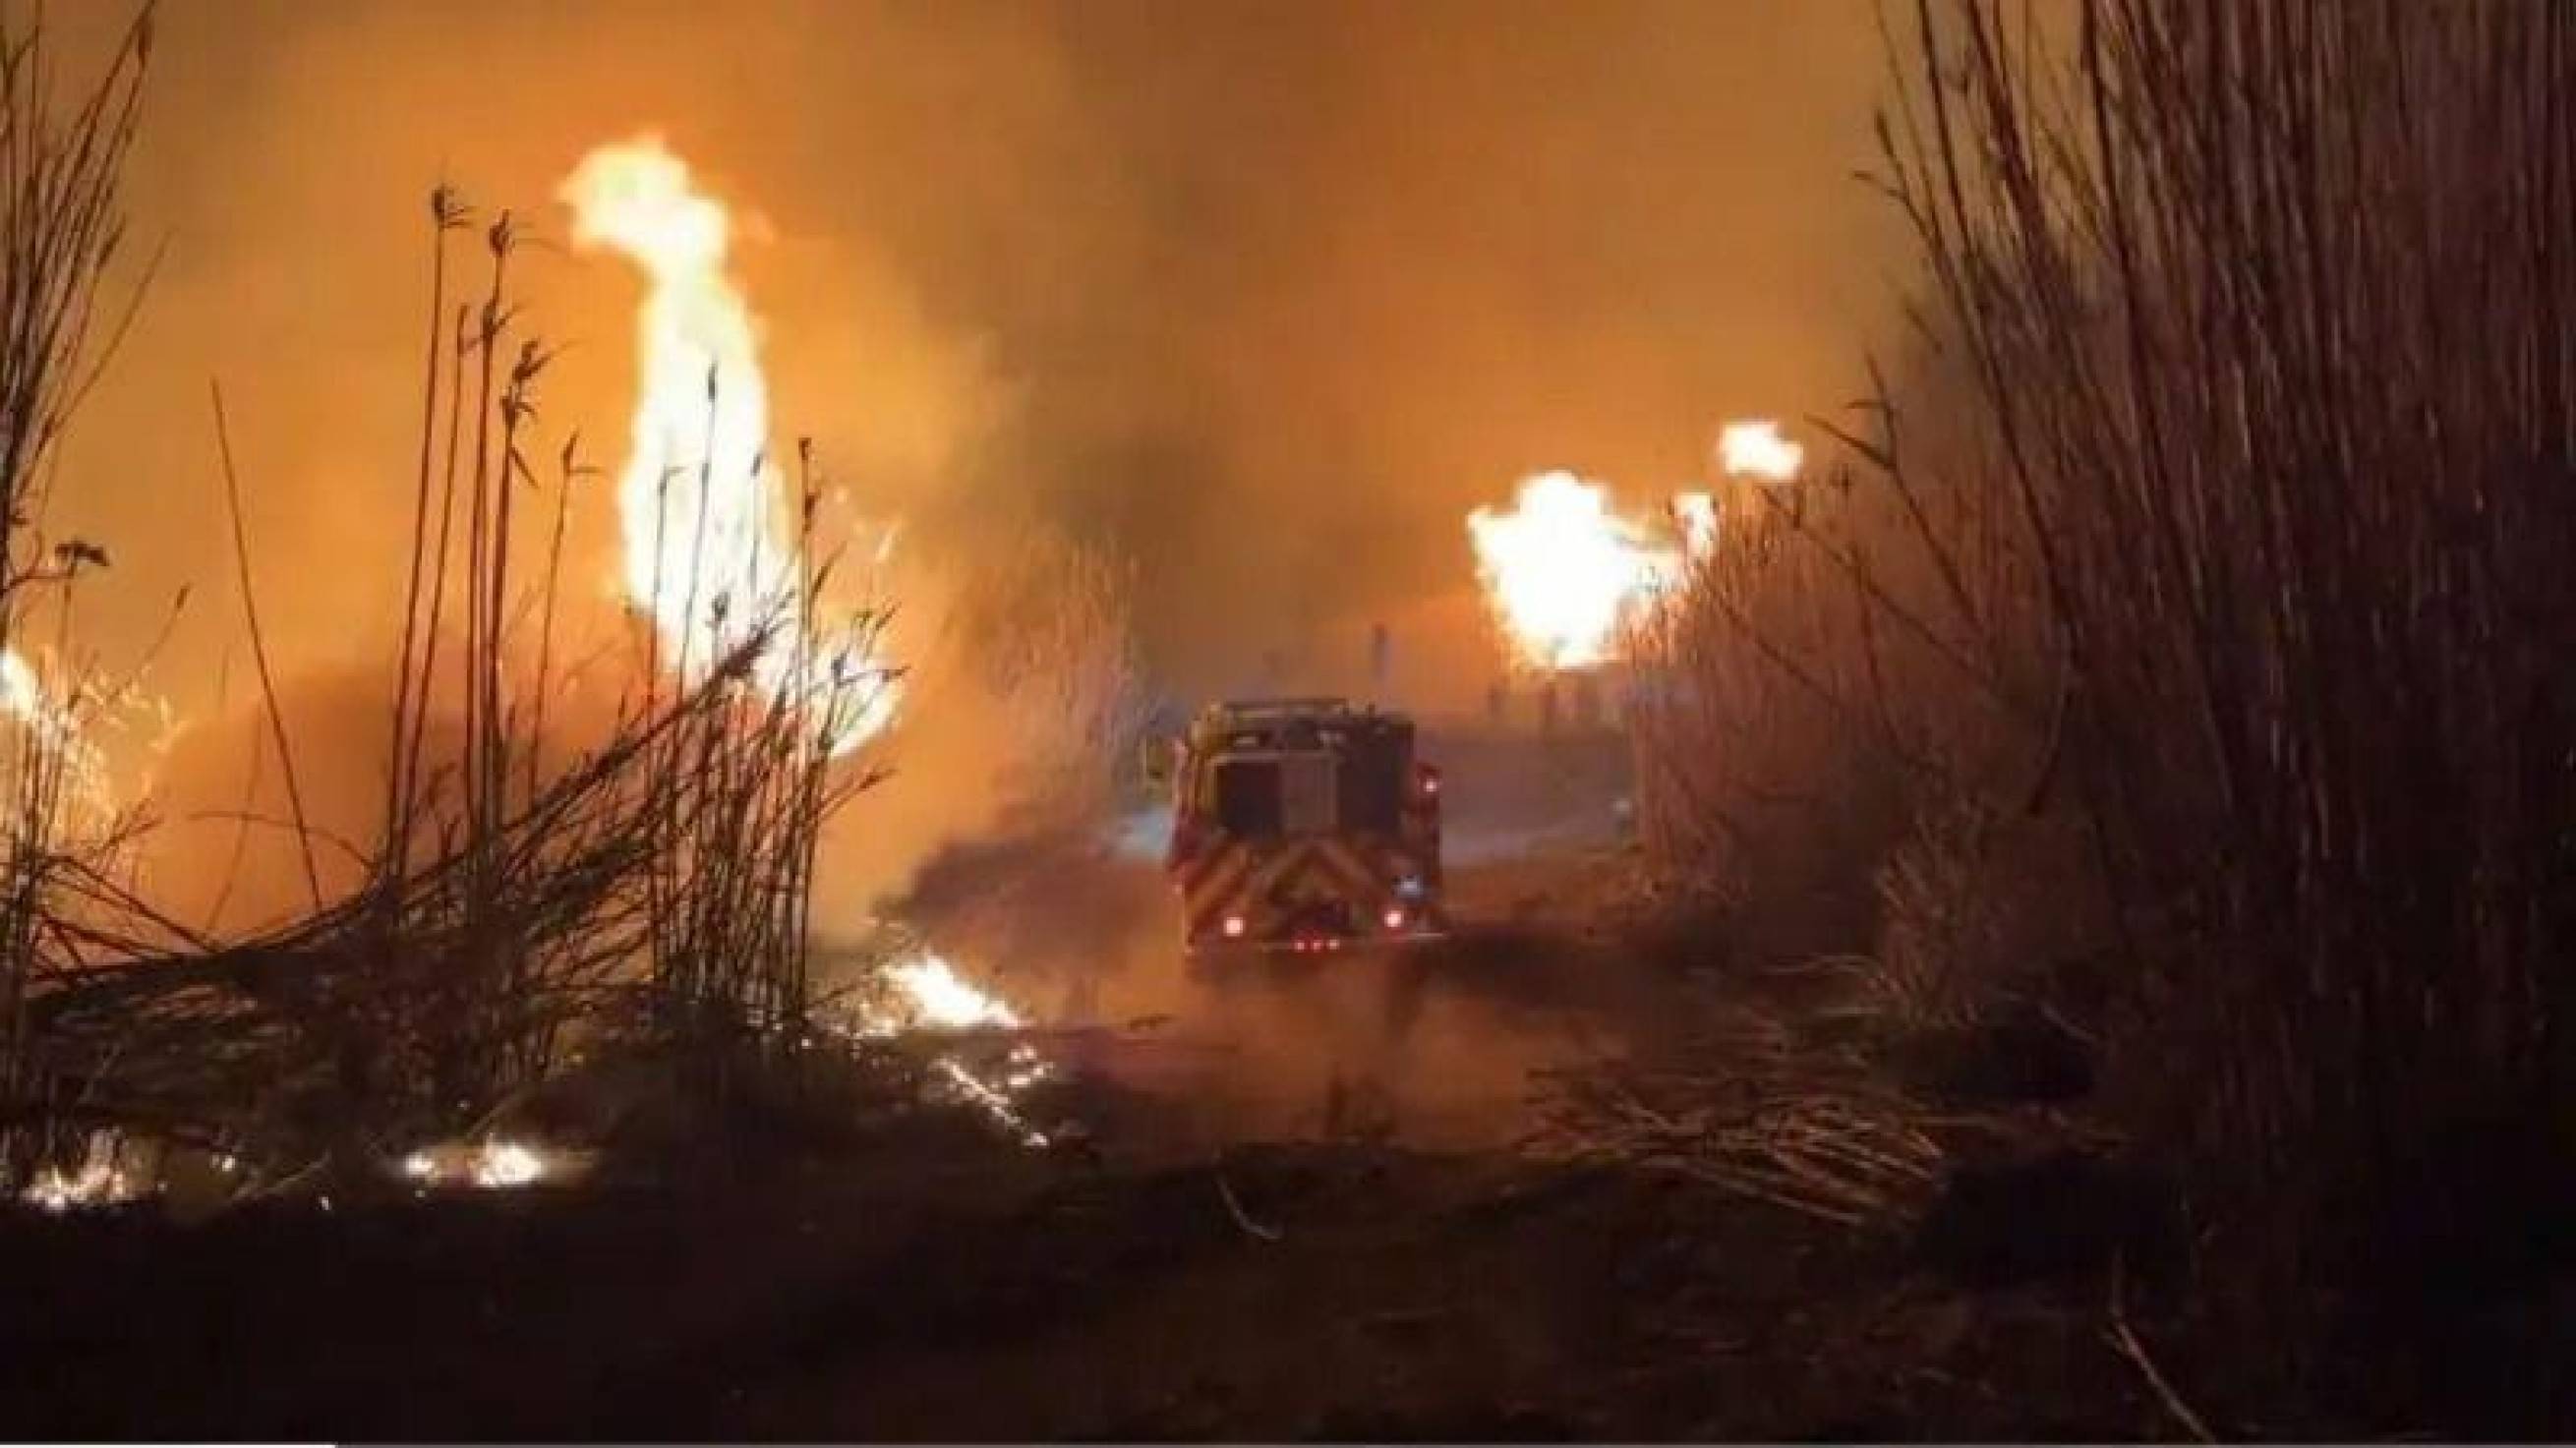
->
[560,137,893,748]
[1467,471,1689,671]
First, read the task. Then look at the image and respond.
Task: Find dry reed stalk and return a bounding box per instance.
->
[14,170,895,1183]
[1531,993,1953,1228]
[384,185,470,870]
[1878,0,2576,1203]
[0,4,152,1181]
[1632,0,2572,1248]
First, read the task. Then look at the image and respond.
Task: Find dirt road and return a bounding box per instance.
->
[892,724,1665,1158]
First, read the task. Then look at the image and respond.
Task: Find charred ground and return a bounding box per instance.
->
[0,839,2174,1444]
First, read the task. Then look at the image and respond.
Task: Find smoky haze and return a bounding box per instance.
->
[42,0,1902,914]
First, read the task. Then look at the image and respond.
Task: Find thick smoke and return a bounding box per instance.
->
[43,0,1901,913]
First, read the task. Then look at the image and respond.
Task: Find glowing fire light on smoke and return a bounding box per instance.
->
[561,138,895,750]
[1718,419,1804,481]
[1467,471,1690,670]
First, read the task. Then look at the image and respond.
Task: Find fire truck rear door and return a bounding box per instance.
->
[1278,750,1336,836]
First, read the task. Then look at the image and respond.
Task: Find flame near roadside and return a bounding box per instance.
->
[392,953,1057,1195]
[859,952,1055,1148]
[1466,420,1800,671]
[12,948,1054,1212]
[1467,471,1679,671]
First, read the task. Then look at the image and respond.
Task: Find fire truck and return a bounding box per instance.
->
[1152,698,1444,957]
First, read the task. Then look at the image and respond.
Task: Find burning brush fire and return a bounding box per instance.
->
[400,1138,564,1192]
[561,138,1051,1145]
[1467,471,1686,671]
[19,1134,143,1214]
[0,645,131,833]
[13,143,1056,1219]
[0,648,88,769]
[356,146,1061,1197]
[561,137,897,751]
[1717,419,1805,482]
[0,117,1082,1230]
[860,952,1056,1148]
[1466,420,1800,671]
[387,955,1053,1194]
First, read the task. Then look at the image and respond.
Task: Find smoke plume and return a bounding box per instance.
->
[44,0,1902,909]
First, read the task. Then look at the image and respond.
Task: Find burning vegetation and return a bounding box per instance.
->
[561,136,897,749]
[0,45,1050,1215]
[1464,419,1792,674]
[0,0,2571,1440]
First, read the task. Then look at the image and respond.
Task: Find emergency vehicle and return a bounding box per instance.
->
[1153,698,1443,956]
